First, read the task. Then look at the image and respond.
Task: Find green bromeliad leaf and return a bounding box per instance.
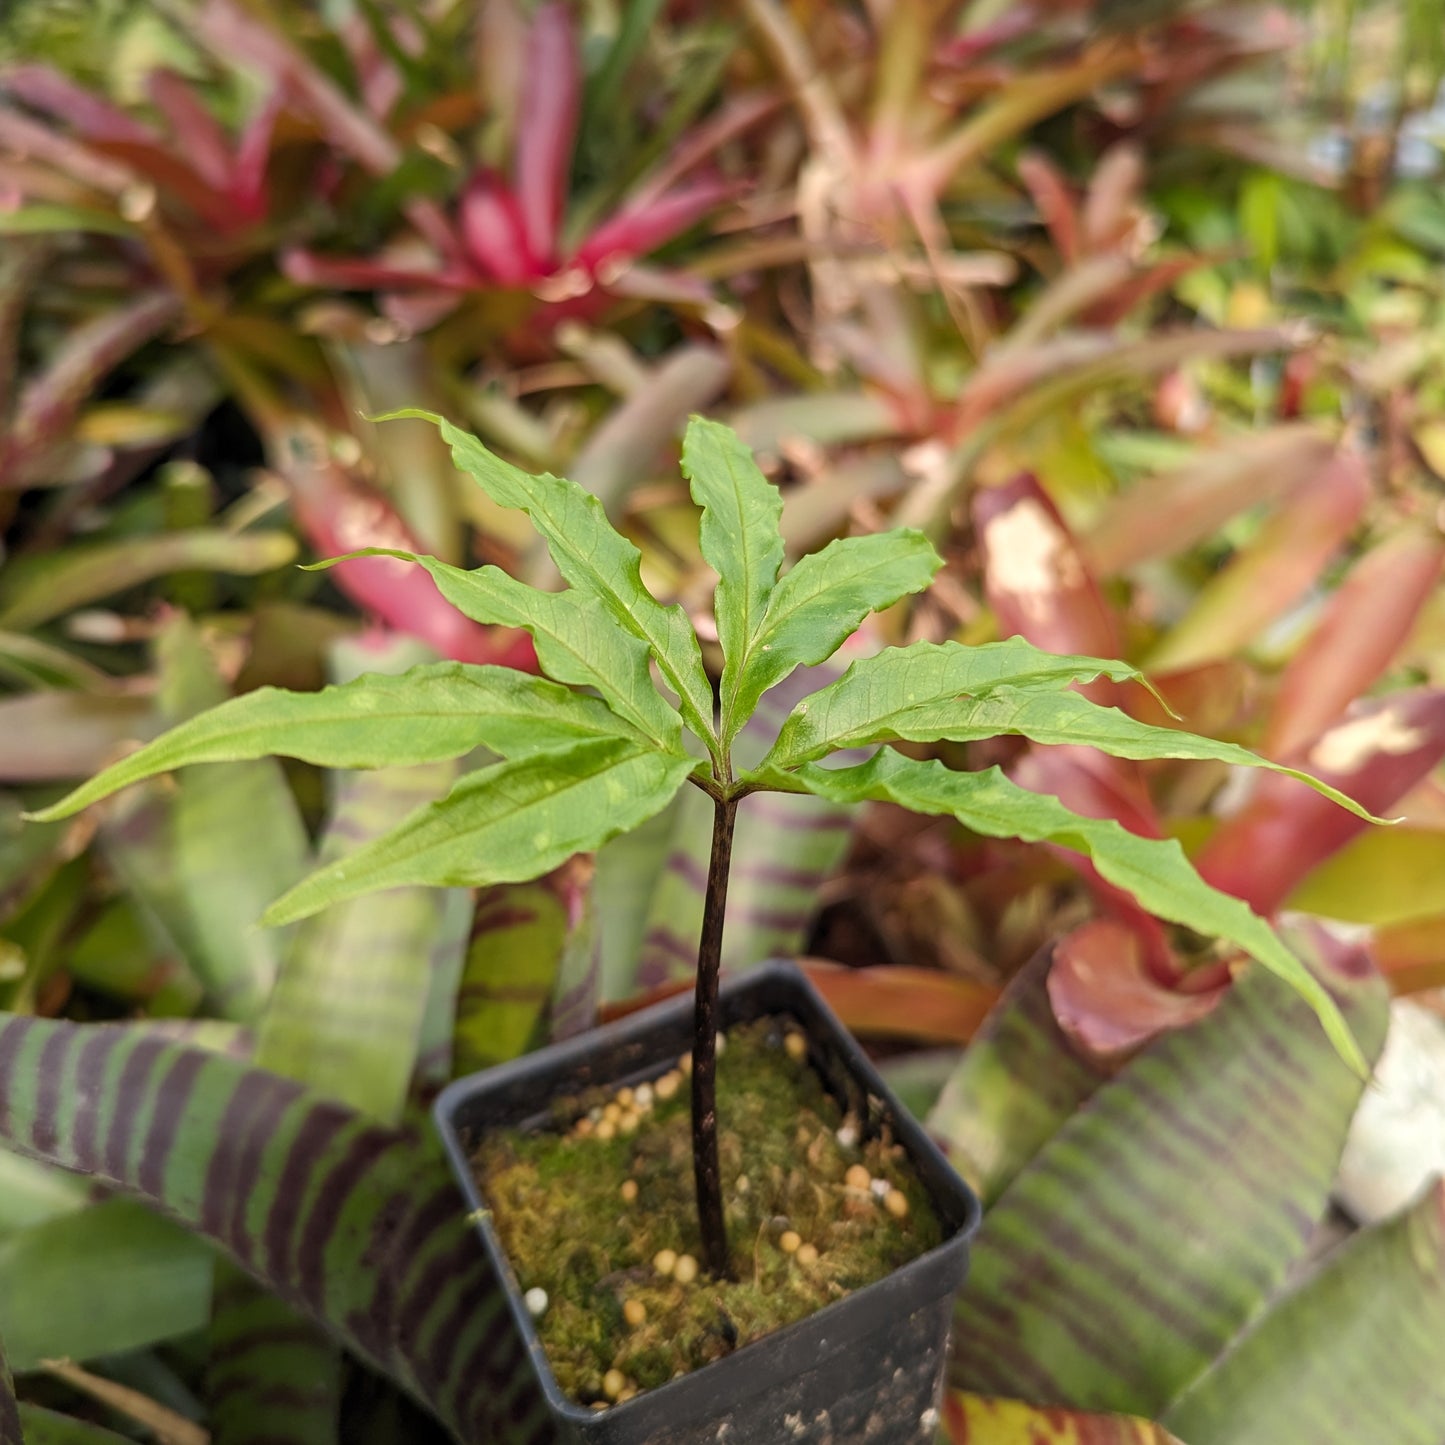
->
[382,410,716,746]
[788,751,1364,1072]
[952,935,1388,1418]
[263,740,694,926]
[27,663,641,824]
[680,415,785,741]
[318,550,682,752]
[728,532,941,728]
[0,1200,212,1370]
[761,639,1149,767]
[0,1014,546,1444]
[18,1406,135,1443]
[1164,1182,1445,1444]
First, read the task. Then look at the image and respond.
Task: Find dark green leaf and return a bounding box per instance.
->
[789,751,1364,1072]
[18,1406,134,1443]
[263,740,694,926]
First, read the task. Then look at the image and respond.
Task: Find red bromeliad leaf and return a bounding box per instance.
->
[1016,149,1080,263]
[233,91,282,220]
[147,69,233,195]
[281,249,473,292]
[263,420,535,670]
[801,961,998,1046]
[1047,917,1226,1058]
[974,474,1121,667]
[458,171,538,285]
[1083,426,1335,578]
[515,2,579,268]
[1146,450,1370,672]
[1264,528,1445,760]
[1197,691,1445,915]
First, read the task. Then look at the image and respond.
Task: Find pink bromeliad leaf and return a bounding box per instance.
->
[514,1,580,268]
[575,177,738,272]
[458,170,539,284]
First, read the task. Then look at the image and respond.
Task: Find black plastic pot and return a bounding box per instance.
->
[434,960,982,1445]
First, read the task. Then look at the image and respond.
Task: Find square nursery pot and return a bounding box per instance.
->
[434,959,982,1445]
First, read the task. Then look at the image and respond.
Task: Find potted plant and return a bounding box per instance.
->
[28,414,1375,1442]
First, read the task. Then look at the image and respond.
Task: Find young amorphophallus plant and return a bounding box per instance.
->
[30,413,1377,1293]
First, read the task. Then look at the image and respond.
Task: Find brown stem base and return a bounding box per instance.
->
[691,794,737,1280]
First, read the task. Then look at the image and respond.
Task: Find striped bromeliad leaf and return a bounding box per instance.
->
[0,1013,548,1445]
[787,750,1366,1073]
[950,929,1388,1418]
[944,1393,1185,1443]
[1162,1181,1445,1444]
[926,945,1107,1207]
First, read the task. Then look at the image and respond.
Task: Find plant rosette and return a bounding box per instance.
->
[29,414,1380,1437]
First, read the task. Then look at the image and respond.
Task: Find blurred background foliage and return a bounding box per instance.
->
[0,0,1443,1440]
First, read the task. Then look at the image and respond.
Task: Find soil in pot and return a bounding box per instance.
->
[470,1015,944,1411]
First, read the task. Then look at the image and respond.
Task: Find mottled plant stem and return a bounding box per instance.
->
[692,793,738,1279]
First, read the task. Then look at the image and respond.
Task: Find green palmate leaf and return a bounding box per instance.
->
[765,658,1380,822]
[0,1014,545,1444]
[0,1200,213,1370]
[381,410,715,746]
[789,752,1364,1072]
[761,638,1149,768]
[1164,1182,1445,1444]
[731,532,942,726]
[680,415,785,739]
[318,550,682,752]
[27,663,640,824]
[263,740,695,926]
[952,936,1387,1417]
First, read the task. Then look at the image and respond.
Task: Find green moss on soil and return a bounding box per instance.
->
[471,1018,943,1408]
